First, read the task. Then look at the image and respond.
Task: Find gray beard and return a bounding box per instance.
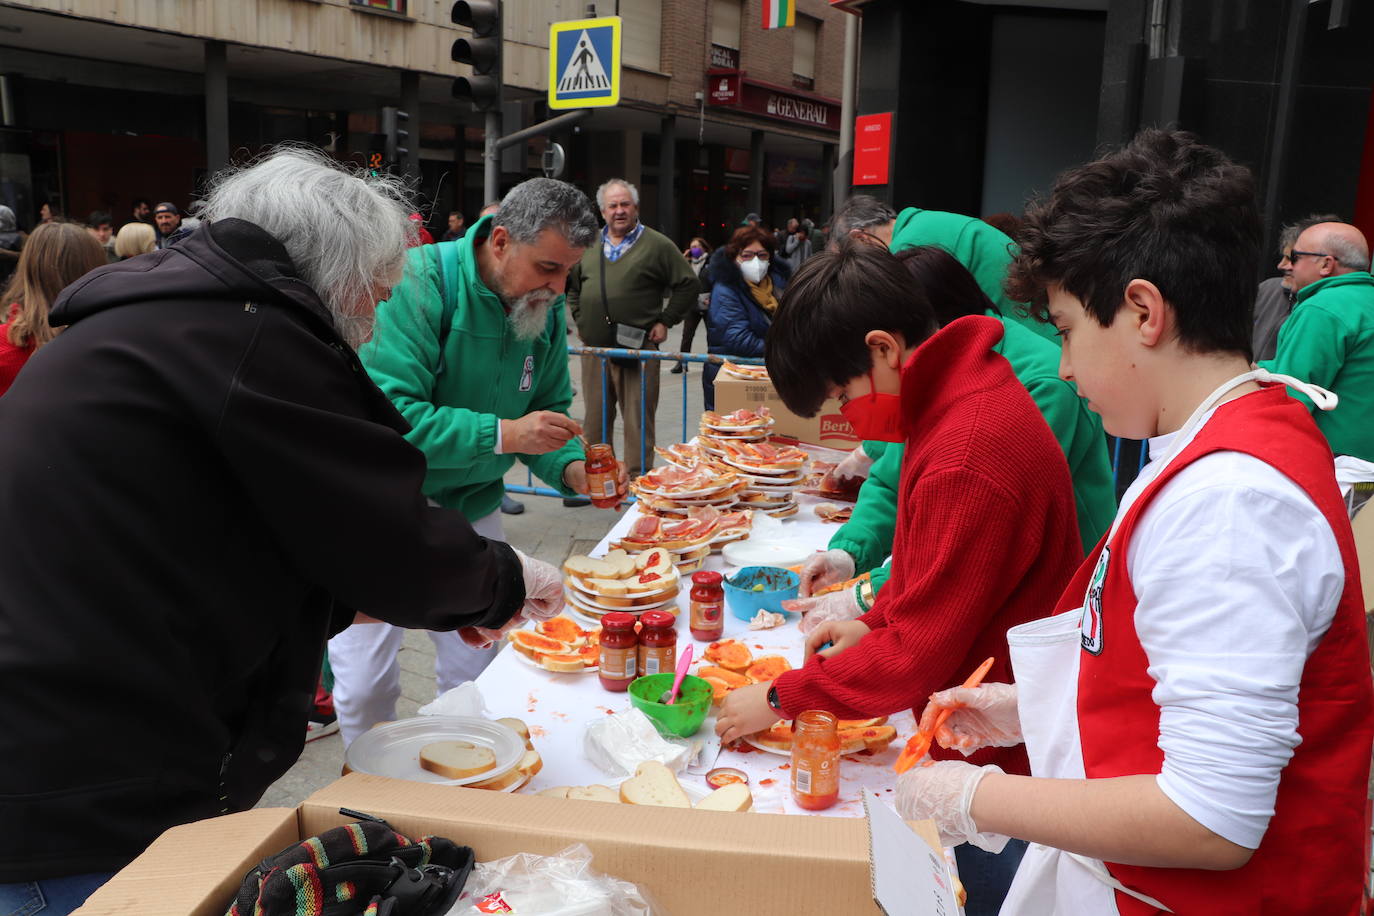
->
[508,291,553,341]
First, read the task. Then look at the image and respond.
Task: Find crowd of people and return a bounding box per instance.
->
[0,127,1372,915]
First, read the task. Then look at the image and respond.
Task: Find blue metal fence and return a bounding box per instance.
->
[505,345,1148,500]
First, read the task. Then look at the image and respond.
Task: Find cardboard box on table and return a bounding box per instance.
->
[713,374,861,450]
[76,773,956,916]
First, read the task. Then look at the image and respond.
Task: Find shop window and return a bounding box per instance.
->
[621,0,663,71]
[792,16,818,91]
[350,0,407,15]
[710,0,742,70]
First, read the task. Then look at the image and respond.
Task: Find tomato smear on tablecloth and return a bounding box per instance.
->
[529,725,547,738]
[759,778,776,787]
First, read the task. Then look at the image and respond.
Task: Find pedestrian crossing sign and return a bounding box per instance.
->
[548,16,621,110]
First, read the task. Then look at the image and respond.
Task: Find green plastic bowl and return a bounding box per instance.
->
[628,673,713,737]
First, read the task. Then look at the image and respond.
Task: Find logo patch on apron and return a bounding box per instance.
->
[519,355,534,392]
[1080,546,1109,655]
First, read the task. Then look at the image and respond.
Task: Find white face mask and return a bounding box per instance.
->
[739,257,768,284]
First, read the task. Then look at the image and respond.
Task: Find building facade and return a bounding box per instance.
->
[0,0,846,246]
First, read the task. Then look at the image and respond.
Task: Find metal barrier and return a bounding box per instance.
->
[503,347,764,499]
[505,345,1149,502]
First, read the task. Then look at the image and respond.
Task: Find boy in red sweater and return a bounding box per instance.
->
[715,242,1082,911]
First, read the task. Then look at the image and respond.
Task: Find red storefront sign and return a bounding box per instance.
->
[706,74,840,133]
[852,112,893,185]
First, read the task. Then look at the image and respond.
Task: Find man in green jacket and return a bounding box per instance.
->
[830,193,1058,344]
[567,179,699,476]
[329,178,612,748]
[789,245,1116,626]
[1259,221,1374,461]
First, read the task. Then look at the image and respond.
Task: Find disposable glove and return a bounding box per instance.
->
[783,589,862,635]
[828,445,874,483]
[515,549,565,621]
[798,548,856,597]
[918,683,1023,754]
[895,760,1010,852]
[459,612,528,650]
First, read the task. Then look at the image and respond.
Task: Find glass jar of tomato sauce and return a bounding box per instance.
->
[584,443,620,509]
[637,610,677,677]
[689,570,724,641]
[791,710,841,811]
[598,612,638,692]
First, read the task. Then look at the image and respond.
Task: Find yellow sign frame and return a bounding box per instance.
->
[548,16,622,110]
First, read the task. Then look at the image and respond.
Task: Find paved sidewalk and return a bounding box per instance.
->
[258,320,708,808]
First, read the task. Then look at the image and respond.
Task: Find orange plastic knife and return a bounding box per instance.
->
[894,656,996,775]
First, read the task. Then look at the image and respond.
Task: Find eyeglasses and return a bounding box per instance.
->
[1288,250,1330,262]
[738,251,770,262]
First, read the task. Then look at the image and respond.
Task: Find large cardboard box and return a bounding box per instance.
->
[713,374,861,451]
[76,774,954,916]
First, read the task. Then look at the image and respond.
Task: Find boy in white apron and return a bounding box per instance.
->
[893,129,1374,914]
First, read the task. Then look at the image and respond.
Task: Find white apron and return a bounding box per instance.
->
[997,369,1336,915]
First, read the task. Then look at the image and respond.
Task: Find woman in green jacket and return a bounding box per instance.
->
[789,247,1116,626]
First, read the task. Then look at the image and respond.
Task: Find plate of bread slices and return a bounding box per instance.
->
[562,547,682,621]
[507,616,601,673]
[345,715,531,789]
[687,639,798,705]
[535,760,753,813]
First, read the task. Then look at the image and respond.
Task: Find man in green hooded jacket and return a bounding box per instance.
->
[1259,221,1374,461]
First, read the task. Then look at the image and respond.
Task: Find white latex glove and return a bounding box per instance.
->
[798,548,856,597]
[459,612,527,650]
[918,683,1023,754]
[782,589,862,635]
[895,760,1010,852]
[828,445,874,483]
[515,549,564,621]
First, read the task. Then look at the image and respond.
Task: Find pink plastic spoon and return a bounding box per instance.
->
[662,644,694,705]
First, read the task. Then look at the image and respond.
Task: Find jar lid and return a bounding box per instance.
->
[638,610,676,628]
[600,611,637,629]
[691,569,723,586]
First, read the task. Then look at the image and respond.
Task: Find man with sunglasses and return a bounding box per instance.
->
[1252,213,1341,361]
[1259,220,1374,460]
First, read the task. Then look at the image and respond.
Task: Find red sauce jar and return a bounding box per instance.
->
[598,612,638,691]
[791,710,841,811]
[689,570,725,641]
[637,610,677,677]
[584,443,620,509]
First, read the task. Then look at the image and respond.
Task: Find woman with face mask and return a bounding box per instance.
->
[702,226,791,408]
[672,237,714,374]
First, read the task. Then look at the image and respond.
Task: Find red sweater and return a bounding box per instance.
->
[0,304,33,397]
[774,316,1082,773]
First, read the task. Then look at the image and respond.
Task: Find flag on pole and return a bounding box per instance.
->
[762,0,795,29]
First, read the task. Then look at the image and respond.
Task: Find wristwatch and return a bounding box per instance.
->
[854,578,876,613]
[766,685,786,715]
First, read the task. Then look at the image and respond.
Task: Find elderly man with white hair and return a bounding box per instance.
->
[330,177,624,749]
[567,178,698,477]
[1260,220,1374,461]
[0,148,564,911]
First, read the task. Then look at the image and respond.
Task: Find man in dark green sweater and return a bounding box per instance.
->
[567,179,698,476]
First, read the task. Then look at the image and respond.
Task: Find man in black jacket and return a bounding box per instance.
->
[0,148,562,911]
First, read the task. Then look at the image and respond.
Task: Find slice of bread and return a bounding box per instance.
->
[537,785,572,799]
[584,577,631,597]
[418,740,496,779]
[539,651,590,673]
[696,666,753,688]
[618,760,691,808]
[634,546,674,574]
[694,782,753,813]
[466,763,525,791]
[744,656,793,682]
[567,784,621,803]
[536,616,586,647]
[517,748,542,777]
[704,639,753,673]
[495,717,531,746]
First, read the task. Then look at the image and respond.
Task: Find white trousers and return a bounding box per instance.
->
[328,510,505,748]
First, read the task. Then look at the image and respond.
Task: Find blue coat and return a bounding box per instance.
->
[702,249,791,408]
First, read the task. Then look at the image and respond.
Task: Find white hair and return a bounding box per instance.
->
[1320,227,1372,272]
[595,178,640,210]
[198,146,413,345]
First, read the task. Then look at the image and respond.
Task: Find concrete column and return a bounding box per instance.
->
[658,114,677,239]
[401,70,421,180]
[204,41,229,178]
[747,129,765,218]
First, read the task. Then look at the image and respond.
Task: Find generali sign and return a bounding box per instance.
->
[706,74,840,133]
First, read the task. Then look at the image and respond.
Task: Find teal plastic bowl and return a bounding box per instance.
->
[629,673,712,737]
[724,565,801,620]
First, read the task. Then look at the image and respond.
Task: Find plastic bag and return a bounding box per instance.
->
[445,843,663,916]
[583,708,689,778]
[419,682,488,718]
[1335,456,1374,518]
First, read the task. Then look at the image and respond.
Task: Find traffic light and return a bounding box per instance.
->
[381,106,409,166]
[452,1,502,112]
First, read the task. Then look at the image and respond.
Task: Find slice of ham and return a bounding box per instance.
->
[815,503,853,523]
[630,516,661,539]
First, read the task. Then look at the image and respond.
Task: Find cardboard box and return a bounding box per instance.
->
[713,374,861,450]
[76,773,955,916]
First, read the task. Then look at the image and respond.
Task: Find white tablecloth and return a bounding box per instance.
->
[476,448,914,818]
